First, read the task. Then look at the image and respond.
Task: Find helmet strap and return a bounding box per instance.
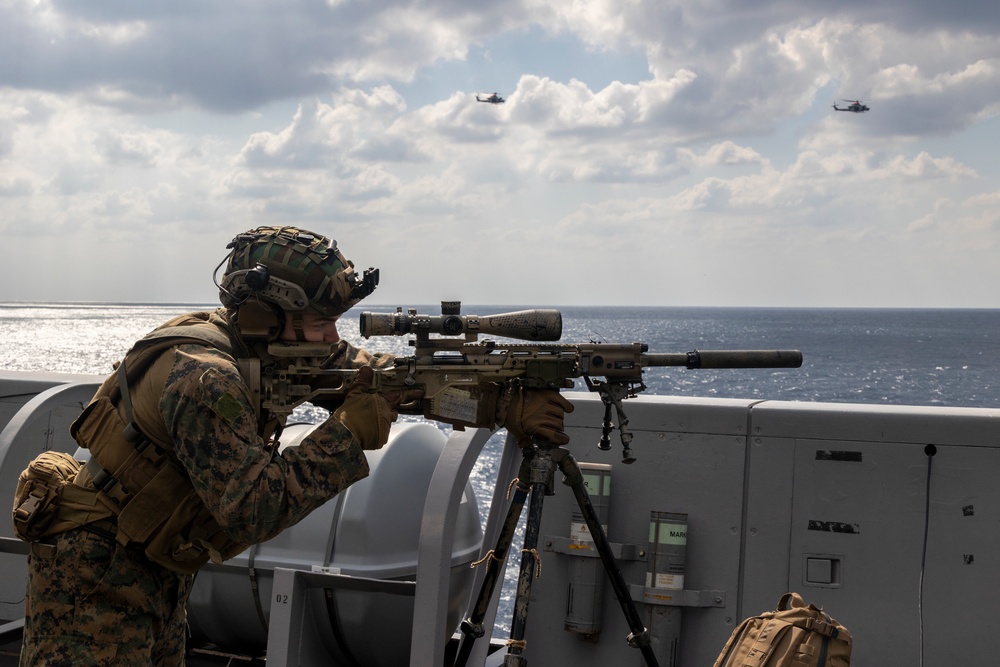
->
[289,312,308,342]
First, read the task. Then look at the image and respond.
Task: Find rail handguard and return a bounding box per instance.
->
[261,303,803,462]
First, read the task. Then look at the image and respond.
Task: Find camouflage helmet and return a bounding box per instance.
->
[218,226,378,318]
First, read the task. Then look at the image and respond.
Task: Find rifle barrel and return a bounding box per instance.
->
[642,350,803,369]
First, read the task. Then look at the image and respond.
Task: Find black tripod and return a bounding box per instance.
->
[453,438,660,667]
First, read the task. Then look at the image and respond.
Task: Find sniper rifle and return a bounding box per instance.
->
[259,302,802,463]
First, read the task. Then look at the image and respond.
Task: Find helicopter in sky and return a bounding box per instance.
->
[833,99,870,113]
[475,92,506,104]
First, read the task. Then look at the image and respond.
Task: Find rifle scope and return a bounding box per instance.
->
[360,306,563,342]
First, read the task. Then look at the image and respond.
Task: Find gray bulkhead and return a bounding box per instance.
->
[505,393,997,666]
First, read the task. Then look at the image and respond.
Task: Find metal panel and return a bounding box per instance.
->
[745,402,1000,666]
[514,393,752,667]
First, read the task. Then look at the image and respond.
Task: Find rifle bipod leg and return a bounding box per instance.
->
[453,452,534,667]
[556,449,660,667]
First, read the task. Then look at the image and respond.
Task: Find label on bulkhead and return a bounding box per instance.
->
[581,472,610,497]
[646,572,685,590]
[569,522,608,544]
[651,522,688,545]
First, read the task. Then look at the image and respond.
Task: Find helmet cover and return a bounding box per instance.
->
[218,226,378,318]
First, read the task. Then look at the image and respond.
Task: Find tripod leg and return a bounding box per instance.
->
[503,478,547,666]
[453,454,533,667]
[502,446,556,666]
[557,451,661,667]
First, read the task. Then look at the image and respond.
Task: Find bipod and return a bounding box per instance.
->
[453,440,659,667]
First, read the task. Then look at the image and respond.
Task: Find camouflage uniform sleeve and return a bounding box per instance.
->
[158,344,368,544]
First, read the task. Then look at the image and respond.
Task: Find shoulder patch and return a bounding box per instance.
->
[212,392,245,427]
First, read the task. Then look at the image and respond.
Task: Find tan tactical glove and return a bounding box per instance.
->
[334,366,406,450]
[499,384,575,446]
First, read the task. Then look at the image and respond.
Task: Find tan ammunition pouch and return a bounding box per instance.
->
[73,395,250,574]
[12,451,111,542]
[59,312,261,574]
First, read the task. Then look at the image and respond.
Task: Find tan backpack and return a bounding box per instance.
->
[714,592,852,667]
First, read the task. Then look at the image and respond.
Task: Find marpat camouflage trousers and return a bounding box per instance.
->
[20,527,192,666]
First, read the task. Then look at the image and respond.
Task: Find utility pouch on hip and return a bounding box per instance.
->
[12,451,85,542]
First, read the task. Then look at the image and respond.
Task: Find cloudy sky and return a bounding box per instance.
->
[2,0,999,308]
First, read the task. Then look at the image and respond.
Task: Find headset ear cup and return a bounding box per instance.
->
[234,300,284,341]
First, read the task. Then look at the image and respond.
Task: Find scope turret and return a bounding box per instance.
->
[360,303,562,342]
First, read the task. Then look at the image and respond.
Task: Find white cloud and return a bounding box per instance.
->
[677,141,766,168]
[2,1,1000,307]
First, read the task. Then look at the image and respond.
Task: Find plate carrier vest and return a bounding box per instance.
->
[68,311,272,574]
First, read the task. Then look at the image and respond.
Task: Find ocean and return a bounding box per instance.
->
[3,302,998,634]
[3,302,998,409]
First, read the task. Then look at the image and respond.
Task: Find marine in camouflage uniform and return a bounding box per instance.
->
[18,226,573,666]
[20,227,398,666]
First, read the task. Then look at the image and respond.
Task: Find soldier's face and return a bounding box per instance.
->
[280,311,341,343]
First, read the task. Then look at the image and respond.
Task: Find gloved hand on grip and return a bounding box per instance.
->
[334,366,420,450]
[499,384,575,446]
